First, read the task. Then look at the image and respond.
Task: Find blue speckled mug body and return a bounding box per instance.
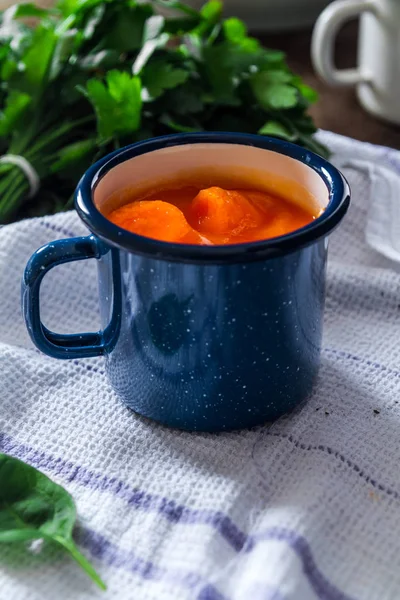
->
[22,133,350,431]
[99,241,326,431]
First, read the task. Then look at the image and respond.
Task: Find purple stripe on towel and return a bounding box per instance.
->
[324,347,400,380]
[1,432,357,600]
[76,526,205,590]
[197,585,226,600]
[197,584,285,600]
[77,528,288,600]
[266,431,399,498]
[0,433,246,553]
[251,528,352,600]
[39,220,77,240]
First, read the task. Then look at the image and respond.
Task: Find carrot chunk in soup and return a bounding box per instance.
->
[104,180,318,246]
[190,187,264,234]
[109,200,206,244]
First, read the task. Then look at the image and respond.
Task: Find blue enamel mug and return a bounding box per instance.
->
[22,133,350,432]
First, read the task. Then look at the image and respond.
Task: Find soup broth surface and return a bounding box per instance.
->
[105,180,319,245]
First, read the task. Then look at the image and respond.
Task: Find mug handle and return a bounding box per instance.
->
[311,0,378,86]
[22,235,114,359]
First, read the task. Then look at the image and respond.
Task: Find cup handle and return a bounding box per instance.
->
[311,0,377,86]
[22,235,117,359]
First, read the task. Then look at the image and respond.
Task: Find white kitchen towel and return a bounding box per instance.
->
[1,130,400,600]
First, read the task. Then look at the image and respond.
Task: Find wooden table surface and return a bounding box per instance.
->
[258,22,400,150]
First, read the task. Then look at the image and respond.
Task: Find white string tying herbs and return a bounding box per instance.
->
[0,154,40,198]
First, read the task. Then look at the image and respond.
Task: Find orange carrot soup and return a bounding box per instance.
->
[105,180,319,246]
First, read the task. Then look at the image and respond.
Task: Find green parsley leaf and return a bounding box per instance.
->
[296,81,319,103]
[223,17,247,42]
[142,60,189,99]
[258,120,296,140]
[200,0,222,22]
[102,4,153,53]
[0,90,30,136]
[164,81,205,114]
[0,0,327,223]
[19,25,57,95]
[251,71,298,110]
[83,70,142,140]
[13,3,49,19]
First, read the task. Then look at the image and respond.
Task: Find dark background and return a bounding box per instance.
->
[258,21,400,150]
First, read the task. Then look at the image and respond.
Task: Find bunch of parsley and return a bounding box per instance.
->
[0,0,326,223]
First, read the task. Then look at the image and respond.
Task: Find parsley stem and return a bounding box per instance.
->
[25,117,94,158]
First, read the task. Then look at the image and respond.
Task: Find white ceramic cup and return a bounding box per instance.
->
[311,0,400,124]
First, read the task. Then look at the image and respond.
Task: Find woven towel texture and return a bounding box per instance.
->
[1,131,400,600]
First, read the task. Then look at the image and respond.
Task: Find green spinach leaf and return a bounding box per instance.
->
[0,453,106,590]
